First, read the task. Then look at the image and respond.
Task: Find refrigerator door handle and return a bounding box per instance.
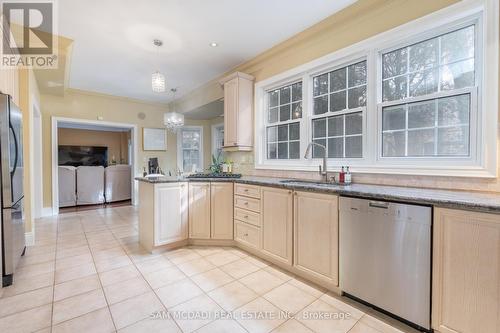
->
[9,122,18,177]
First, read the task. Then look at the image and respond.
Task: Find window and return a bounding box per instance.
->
[266,82,302,159]
[254,5,497,177]
[311,61,366,158]
[212,124,224,158]
[381,26,475,157]
[177,127,203,172]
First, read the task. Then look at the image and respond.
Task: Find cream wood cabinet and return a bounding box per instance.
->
[261,187,293,266]
[432,208,500,333]
[210,182,234,239]
[188,182,211,239]
[219,72,254,151]
[293,191,339,286]
[189,182,234,240]
[138,182,188,252]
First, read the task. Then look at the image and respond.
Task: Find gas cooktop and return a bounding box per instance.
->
[186,173,242,179]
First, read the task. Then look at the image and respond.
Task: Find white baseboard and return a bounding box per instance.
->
[25,232,34,246]
[41,207,54,217]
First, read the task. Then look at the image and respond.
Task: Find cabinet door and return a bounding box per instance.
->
[154,183,188,246]
[188,182,211,239]
[223,78,238,147]
[294,191,339,285]
[432,208,500,333]
[211,183,234,239]
[261,187,293,266]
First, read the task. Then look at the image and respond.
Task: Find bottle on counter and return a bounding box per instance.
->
[345,166,352,184]
[339,166,345,184]
[143,167,147,177]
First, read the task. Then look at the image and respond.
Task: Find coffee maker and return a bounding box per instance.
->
[148,157,159,174]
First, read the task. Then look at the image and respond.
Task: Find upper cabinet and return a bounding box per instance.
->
[219,72,254,151]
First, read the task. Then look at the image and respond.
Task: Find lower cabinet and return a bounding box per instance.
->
[293,191,339,286]
[154,183,188,246]
[261,187,293,265]
[211,182,234,239]
[432,208,500,333]
[189,182,234,240]
[234,221,261,249]
[188,182,211,239]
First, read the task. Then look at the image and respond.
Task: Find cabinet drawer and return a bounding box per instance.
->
[234,221,261,249]
[234,207,260,227]
[235,184,261,199]
[234,195,261,213]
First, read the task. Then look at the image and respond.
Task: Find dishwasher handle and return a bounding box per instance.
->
[368,201,389,209]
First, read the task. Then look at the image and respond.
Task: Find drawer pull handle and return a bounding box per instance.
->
[244,189,249,192]
[244,215,248,219]
[244,202,249,205]
[244,233,249,236]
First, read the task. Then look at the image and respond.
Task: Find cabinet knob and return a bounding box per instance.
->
[244,202,249,205]
[244,215,248,219]
[244,233,249,236]
[244,189,249,192]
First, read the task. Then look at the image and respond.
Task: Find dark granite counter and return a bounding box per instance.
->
[136,176,500,214]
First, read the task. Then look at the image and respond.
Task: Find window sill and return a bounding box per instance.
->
[254,162,497,178]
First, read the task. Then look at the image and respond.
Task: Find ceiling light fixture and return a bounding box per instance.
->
[164,88,184,132]
[209,42,218,47]
[152,39,166,93]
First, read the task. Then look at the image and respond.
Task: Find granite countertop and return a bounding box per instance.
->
[135,176,500,214]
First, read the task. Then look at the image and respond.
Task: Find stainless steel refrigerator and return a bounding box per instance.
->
[0,93,25,287]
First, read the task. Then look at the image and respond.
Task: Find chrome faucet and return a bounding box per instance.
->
[304,142,329,182]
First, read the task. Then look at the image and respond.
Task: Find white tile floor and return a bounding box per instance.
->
[0,206,419,333]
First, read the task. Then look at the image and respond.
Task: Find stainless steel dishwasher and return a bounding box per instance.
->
[339,197,431,331]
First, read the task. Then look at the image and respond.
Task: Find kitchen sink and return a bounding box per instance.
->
[279,179,334,186]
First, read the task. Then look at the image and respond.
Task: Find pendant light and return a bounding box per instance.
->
[151,39,165,93]
[164,88,184,131]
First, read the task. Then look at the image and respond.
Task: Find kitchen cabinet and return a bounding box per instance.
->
[219,72,254,151]
[188,182,211,239]
[432,208,500,333]
[294,191,339,286]
[234,184,262,249]
[261,187,293,266]
[210,182,234,239]
[138,182,188,251]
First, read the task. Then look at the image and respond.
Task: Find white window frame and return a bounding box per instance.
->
[254,0,498,177]
[211,123,224,158]
[177,126,204,172]
[264,80,303,160]
[309,58,367,159]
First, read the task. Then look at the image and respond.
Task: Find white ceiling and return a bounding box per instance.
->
[58,0,357,103]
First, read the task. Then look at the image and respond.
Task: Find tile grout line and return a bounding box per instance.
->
[49,213,61,333]
[109,211,187,333]
[89,212,119,332]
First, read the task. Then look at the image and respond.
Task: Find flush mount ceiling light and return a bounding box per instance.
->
[164,88,184,132]
[209,42,218,47]
[151,39,166,93]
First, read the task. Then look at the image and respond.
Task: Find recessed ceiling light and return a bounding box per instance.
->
[209,42,218,47]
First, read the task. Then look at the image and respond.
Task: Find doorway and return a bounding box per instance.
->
[51,117,138,215]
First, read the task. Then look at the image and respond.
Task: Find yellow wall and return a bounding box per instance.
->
[40,89,212,208]
[58,128,130,164]
[18,69,40,233]
[175,0,500,193]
